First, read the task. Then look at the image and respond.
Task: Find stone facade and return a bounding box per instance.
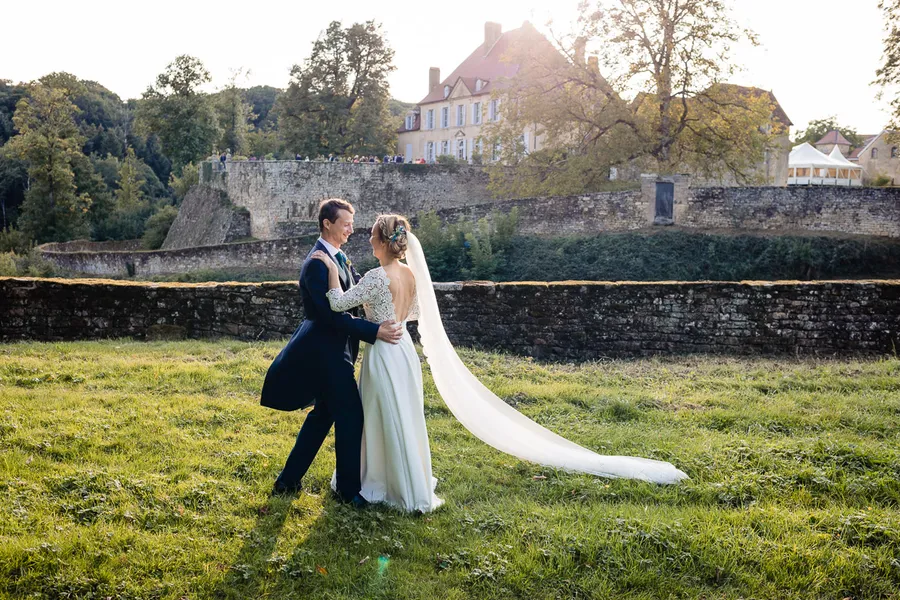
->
[855,131,900,186]
[199,161,492,241]
[2,277,898,358]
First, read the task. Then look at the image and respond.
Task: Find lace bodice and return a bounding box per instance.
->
[325,267,419,324]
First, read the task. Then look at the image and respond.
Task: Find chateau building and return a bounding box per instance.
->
[848,131,900,185]
[397,21,558,163]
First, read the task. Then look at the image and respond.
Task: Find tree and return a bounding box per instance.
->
[214,69,256,156]
[277,21,396,157]
[3,83,91,242]
[135,55,221,173]
[39,73,130,159]
[0,154,27,230]
[793,117,863,148]
[876,0,900,130]
[244,85,281,130]
[0,79,27,146]
[115,148,146,212]
[484,2,784,196]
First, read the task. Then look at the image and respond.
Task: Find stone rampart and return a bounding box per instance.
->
[199,161,492,241]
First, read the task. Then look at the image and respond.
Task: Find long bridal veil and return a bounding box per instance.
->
[405,232,688,484]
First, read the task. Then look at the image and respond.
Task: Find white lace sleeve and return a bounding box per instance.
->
[407,287,420,321]
[325,270,380,312]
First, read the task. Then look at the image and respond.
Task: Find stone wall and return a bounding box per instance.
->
[39,184,900,277]
[679,186,900,237]
[431,190,646,235]
[37,233,376,278]
[2,277,897,358]
[201,161,492,240]
[162,185,251,250]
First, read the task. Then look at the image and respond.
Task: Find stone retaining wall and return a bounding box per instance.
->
[37,233,375,278]
[3,277,897,358]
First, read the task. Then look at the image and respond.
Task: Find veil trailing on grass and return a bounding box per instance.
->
[405,232,688,485]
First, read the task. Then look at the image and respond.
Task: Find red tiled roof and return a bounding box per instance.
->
[814,130,852,147]
[417,21,557,105]
[397,112,420,134]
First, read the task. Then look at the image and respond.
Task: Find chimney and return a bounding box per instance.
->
[574,36,586,66]
[587,55,599,73]
[429,67,440,93]
[484,22,502,53]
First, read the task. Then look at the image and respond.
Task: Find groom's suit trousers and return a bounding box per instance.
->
[275,357,364,500]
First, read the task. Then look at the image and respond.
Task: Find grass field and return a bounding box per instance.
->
[1,340,899,599]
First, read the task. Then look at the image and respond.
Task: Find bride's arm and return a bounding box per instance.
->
[407,287,420,321]
[324,270,380,313]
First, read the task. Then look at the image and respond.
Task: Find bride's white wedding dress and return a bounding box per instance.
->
[326,266,444,512]
[326,234,687,512]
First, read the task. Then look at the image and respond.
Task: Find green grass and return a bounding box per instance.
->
[1,341,899,599]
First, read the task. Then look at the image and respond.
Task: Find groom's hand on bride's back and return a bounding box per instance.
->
[376,320,403,344]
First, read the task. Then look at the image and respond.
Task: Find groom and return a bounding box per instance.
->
[260,198,403,505]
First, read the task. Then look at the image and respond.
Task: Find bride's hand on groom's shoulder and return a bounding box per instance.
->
[311,251,334,270]
[376,320,403,344]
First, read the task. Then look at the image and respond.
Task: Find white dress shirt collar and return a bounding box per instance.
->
[317,236,342,260]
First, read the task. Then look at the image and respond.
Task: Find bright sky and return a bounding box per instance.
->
[2,0,894,135]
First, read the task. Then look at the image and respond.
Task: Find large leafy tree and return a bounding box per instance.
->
[214,69,255,156]
[792,117,863,148]
[2,83,91,242]
[277,20,396,157]
[485,2,784,196]
[0,80,27,147]
[876,0,900,130]
[244,85,281,130]
[135,55,221,173]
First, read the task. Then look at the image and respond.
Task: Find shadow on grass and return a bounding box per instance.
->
[215,486,407,599]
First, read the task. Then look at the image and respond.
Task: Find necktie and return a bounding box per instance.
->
[335,251,350,285]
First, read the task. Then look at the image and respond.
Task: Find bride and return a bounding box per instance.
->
[313,214,687,512]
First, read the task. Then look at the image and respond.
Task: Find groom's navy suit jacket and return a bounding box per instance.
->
[260,240,379,411]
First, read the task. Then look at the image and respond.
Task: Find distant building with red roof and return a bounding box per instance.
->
[397,21,562,163]
[814,130,853,156]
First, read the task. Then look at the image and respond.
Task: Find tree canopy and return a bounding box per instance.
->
[484,0,785,196]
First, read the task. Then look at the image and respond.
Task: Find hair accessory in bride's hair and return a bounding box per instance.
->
[390,225,407,242]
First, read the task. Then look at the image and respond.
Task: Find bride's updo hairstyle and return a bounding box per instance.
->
[375,214,411,260]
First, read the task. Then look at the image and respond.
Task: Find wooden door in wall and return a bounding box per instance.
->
[405,144,412,162]
[654,181,674,225]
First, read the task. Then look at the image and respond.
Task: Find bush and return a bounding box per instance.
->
[436,155,464,166]
[169,162,199,204]
[415,208,518,281]
[0,252,16,276]
[142,205,179,250]
[495,230,900,282]
[870,174,893,187]
[0,227,32,254]
[0,249,57,277]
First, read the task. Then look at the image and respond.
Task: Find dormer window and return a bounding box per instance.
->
[443,85,450,98]
[405,115,414,130]
[475,79,483,92]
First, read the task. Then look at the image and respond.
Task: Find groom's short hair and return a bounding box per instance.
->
[318,198,355,231]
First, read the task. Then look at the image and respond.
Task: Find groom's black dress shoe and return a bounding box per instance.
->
[349,494,369,509]
[270,480,302,497]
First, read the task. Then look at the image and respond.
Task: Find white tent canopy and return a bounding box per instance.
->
[788,142,862,186]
